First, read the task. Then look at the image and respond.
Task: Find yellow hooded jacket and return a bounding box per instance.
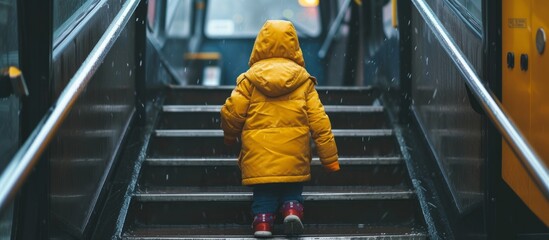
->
[220,20,339,186]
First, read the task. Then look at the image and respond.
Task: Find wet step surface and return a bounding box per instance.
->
[158,106,388,129]
[127,200,421,231]
[134,186,416,201]
[144,156,404,166]
[128,186,420,226]
[154,129,394,137]
[124,225,427,239]
[165,86,380,106]
[139,157,409,187]
[148,131,399,158]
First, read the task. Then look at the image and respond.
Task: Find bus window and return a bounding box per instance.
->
[205,0,321,38]
[165,0,192,38]
[53,0,96,40]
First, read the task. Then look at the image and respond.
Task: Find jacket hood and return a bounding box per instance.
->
[245,58,315,97]
[248,20,305,67]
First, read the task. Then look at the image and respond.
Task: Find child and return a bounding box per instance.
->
[220,20,339,238]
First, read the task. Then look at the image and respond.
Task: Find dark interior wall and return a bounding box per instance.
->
[409,0,485,236]
[0,0,19,238]
[0,0,20,172]
[145,36,172,97]
[49,1,138,237]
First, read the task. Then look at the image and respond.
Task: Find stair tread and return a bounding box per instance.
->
[164,86,381,106]
[163,105,384,113]
[134,186,415,201]
[168,85,377,91]
[144,156,403,166]
[154,129,394,137]
[124,224,427,239]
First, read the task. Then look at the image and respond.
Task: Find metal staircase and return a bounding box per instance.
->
[120,86,427,239]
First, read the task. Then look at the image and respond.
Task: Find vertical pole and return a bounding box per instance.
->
[15,0,53,239]
[483,0,509,239]
[343,1,361,86]
[135,0,147,125]
[397,0,412,122]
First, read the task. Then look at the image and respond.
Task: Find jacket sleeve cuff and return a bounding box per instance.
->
[224,135,237,144]
[224,135,236,140]
[323,160,340,172]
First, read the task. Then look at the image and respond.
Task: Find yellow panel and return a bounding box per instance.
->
[502,0,549,227]
[392,0,398,28]
[528,0,549,226]
[502,0,531,192]
[501,0,531,216]
[502,0,531,132]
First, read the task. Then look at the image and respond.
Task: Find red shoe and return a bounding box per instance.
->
[281,201,304,236]
[252,213,275,238]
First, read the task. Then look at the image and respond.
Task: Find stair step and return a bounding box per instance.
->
[126,200,420,226]
[123,225,427,239]
[162,105,384,113]
[126,187,420,226]
[147,134,399,158]
[134,186,415,201]
[157,110,388,129]
[154,129,393,137]
[165,86,380,106]
[144,157,403,166]
[139,157,409,187]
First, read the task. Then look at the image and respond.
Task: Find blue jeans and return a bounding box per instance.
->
[251,183,304,215]
[252,182,303,215]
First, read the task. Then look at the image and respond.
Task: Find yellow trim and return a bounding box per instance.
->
[8,66,21,78]
[392,0,398,28]
[298,0,319,8]
[184,52,221,60]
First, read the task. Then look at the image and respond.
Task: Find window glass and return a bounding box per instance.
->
[205,0,321,38]
[53,0,96,39]
[165,0,192,37]
[454,0,482,24]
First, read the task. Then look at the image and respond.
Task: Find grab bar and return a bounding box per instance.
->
[0,0,140,211]
[412,0,549,199]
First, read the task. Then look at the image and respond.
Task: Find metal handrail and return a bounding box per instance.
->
[412,0,549,199]
[0,0,140,212]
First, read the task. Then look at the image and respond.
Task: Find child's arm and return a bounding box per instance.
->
[220,75,252,145]
[305,82,339,172]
